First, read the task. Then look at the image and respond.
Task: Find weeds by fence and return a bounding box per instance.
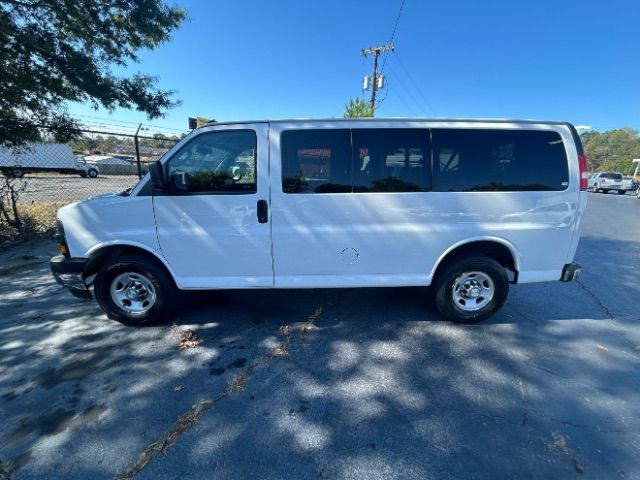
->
[0,121,184,243]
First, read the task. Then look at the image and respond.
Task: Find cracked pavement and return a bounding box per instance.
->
[1,192,639,480]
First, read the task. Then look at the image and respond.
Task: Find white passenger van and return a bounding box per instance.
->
[50,119,588,325]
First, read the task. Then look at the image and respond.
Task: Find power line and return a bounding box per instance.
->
[393,53,435,114]
[384,64,430,116]
[72,114,187,134]
[386,80,423,117]
[380,0,406,74]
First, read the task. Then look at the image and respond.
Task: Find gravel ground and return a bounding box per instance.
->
[0,192,638,480]
[14,175,140,203]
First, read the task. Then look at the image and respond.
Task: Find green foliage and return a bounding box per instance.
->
[344,98,374,118]
[580,128,640,175]
[70,132,179,155]
[0,0,187,146]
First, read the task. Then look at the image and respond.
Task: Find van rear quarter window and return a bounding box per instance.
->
[431,129,569,192]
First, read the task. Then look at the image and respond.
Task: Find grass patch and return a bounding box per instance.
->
[114,397,222,480]
[0,201,63,245]
[0,460,15,480]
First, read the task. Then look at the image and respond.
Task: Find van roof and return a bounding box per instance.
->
[203,117,572,127]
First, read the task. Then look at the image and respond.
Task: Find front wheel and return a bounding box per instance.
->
[87,169,98,178]
[433,256,509,323]
[94,255,176,325]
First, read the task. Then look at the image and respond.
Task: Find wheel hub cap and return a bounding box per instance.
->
[125,282,148,300]
[110,272,156,316]
[462,282,482,299]
[452,271,495,312]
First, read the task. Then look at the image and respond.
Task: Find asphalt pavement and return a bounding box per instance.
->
[0,192,638,480]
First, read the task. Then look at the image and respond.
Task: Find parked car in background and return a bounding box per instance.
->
[589,171,628,194]
[84,154,138,175]
[0,142,99,178]
[75,156,100,178]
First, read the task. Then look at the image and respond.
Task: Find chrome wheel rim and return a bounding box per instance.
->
[452,271,494,312]
[110,272,156,315]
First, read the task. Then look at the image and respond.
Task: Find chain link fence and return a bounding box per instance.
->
[0,122,183,242]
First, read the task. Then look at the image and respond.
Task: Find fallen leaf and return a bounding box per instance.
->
[174,328,202,350]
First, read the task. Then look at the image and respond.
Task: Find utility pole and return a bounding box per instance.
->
[361,44,394,112]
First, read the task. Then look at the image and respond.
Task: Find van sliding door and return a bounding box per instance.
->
[270,123,433,288]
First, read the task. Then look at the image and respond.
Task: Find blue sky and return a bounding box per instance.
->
[68,0,640,133]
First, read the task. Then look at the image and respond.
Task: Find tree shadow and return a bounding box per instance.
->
[1,235,639,479]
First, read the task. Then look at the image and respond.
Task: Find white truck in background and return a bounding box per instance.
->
[0,142,99,178]
[588,171,629,194]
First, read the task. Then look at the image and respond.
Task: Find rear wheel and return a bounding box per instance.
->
[94,255,176,325]
[601,189,608,194]
[433,256,509,323]
[617,190,626,195]
[87,168,98,178]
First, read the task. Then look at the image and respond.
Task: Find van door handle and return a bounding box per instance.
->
[257,200,269,223]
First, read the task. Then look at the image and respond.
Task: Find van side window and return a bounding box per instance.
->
[431,129,569,192]
[352,129,430,192]
[281,129,351,193]
[167,130,257,194]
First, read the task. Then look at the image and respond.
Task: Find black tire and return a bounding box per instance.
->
[12,168,24,178]
[601,189,608,194]
[79,172,87,178]
[94,254,176,325]
[617,190,626,195]
[88,169,98,178]
[433,255,509,324]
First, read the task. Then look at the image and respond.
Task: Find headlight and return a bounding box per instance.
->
[56,220,70,257]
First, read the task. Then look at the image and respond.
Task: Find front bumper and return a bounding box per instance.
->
[560,262,582,282]
[50,255,92,299]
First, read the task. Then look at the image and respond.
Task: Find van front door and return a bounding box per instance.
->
[153,124,273,288]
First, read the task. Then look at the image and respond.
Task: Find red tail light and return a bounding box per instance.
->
[578,155,588,190]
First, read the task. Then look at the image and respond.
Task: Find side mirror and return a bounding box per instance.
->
[149,161,166,191]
